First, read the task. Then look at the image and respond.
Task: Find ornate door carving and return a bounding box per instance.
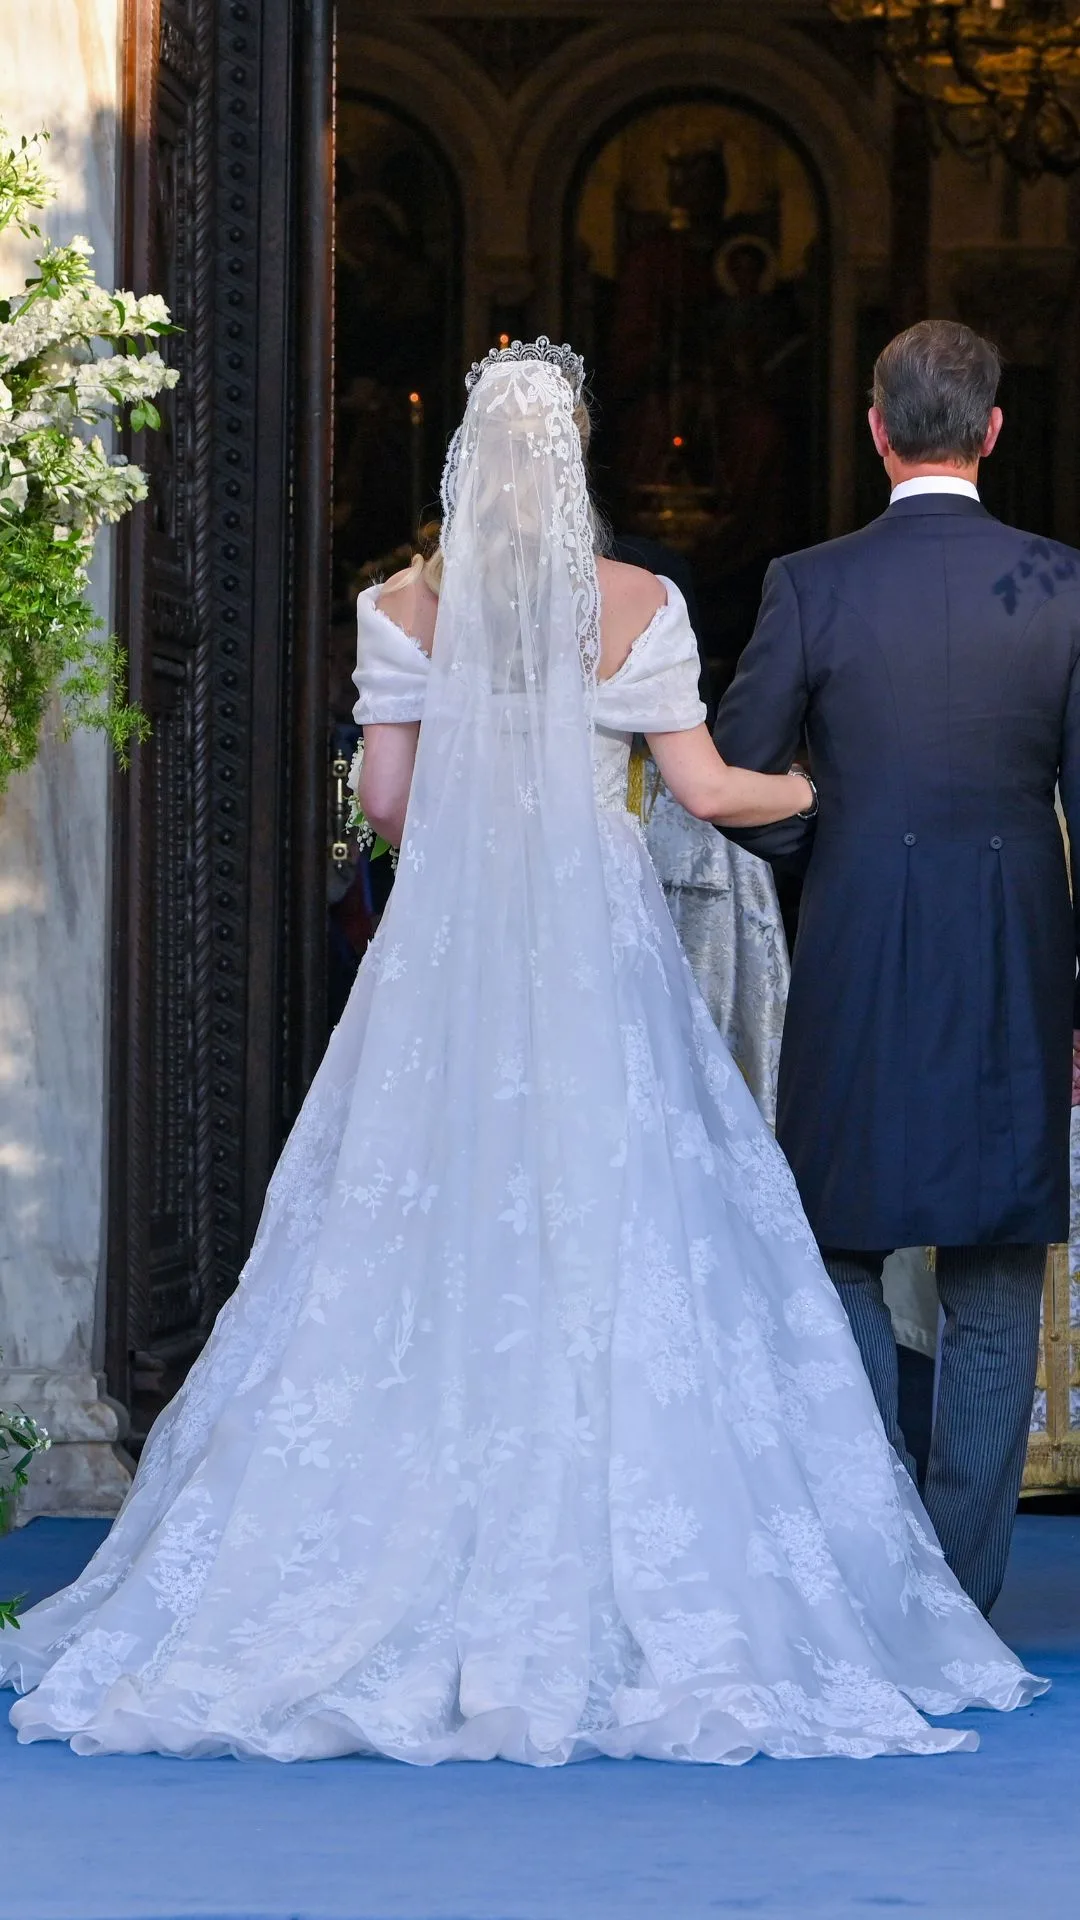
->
[109,0,333,1442]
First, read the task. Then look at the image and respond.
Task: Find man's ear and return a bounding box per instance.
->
[868,406,891,460]
[981,405,1004,459]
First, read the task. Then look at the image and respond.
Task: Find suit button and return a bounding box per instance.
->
[903,832,916,847]
[990,835,1003,850]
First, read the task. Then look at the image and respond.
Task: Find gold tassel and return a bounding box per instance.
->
[627,742,662,824]
[925,1246,937,1273]
[627,744,646,820]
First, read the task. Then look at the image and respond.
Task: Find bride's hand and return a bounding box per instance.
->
[646,725,817,829]
[784,766,816,816]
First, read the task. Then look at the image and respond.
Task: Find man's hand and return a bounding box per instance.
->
[1072,1031,1080,1106]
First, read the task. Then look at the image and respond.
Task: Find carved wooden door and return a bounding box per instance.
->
[108,0,333,1443]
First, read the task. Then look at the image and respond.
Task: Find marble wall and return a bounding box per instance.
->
[0,0,131,1515]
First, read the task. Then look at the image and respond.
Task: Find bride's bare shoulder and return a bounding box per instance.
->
[596,557,667,673]
[595,555,667,622]
[372,564,438,652]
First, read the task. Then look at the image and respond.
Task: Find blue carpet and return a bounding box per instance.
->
[0,1516,1077,1920]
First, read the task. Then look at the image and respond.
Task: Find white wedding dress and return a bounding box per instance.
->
[1,351,1045,1765]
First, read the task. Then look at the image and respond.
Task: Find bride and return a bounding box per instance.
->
[1,340,1044,1764]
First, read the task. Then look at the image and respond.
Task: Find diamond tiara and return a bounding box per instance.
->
[464,335,586,404]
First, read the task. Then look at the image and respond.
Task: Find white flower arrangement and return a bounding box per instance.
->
[0,126,179,788]
[347,738,396,864]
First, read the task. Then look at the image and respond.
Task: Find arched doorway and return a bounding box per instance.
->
[566,94,829,713]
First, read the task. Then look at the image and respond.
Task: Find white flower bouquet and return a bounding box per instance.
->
[0,127,179,789]
[346,738,395,864]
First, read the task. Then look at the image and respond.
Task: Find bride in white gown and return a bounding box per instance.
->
[2,340,1045,1764]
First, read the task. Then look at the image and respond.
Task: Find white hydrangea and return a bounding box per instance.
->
[0,215,177,544]
[135,292,171,328]
[0,124,177,783]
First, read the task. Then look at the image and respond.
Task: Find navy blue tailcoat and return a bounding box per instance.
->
[714,494,1080,1249]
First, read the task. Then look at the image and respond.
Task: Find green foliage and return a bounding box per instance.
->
[0,515,147,784]
[0,1401,50,1536]
[0,122,178,790]
[0,1381,51,1629]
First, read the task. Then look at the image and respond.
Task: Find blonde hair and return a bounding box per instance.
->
[382,389,600,602]
[377,520,444,599]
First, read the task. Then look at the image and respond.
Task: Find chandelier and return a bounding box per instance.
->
[829,2,1080,177]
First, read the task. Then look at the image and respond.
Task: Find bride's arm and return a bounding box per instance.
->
[646,723,813,827]
[356,721,419,846]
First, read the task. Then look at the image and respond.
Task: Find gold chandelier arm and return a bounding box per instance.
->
[828,1,1080,178]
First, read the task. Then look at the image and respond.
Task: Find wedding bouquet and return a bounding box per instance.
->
[0,127,179,790]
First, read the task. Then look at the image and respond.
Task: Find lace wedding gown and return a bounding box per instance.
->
[1,361,1045,1766]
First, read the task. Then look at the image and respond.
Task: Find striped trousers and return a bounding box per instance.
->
[822,1244,1046,1616]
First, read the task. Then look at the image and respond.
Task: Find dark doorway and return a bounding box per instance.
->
[333,98,461,601]
[326,97,462,1027]
[566,94,829,716]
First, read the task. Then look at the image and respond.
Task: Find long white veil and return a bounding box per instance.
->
[355,346,633,1227]
[368,346,629,1207]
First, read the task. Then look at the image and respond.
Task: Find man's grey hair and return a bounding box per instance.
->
[872,320,1003,463]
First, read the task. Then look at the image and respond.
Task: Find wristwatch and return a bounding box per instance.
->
[788,764,819,820]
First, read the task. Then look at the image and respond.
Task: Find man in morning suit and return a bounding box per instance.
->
[714,319,1080,1613]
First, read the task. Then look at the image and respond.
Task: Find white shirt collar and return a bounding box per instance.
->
[889,476,980,505]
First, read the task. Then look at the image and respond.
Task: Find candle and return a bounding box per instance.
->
[408,390,423,537]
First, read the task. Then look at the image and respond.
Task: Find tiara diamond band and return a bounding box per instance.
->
[465,335,585,404]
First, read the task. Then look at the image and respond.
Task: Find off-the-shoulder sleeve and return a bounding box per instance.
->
[351,588,430,724]
[593,581,706,735]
